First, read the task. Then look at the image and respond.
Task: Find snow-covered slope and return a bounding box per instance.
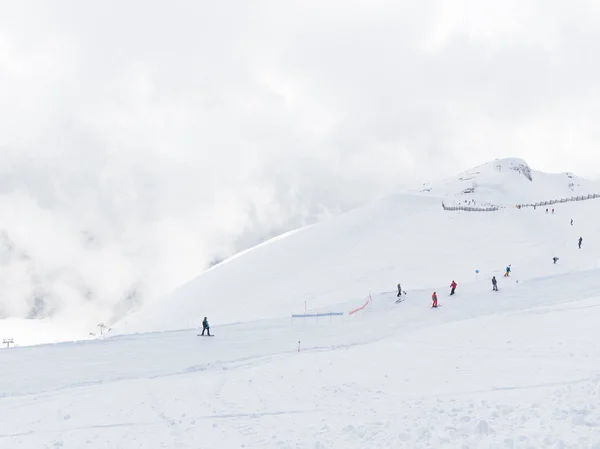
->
[2,266,600,448]
[2,158,600,448]
[116,158,600,335]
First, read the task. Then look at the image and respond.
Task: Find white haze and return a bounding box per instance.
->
[1,0,600,324]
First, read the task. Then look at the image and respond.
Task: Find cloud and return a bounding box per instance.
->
[0,0,599,329]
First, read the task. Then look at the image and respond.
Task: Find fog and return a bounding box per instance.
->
[1,0,600,325]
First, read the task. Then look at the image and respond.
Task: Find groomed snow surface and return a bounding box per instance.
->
[2,159,600,448]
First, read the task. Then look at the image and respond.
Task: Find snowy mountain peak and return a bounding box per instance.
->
[481,158,533,181]
[418,158,597,207]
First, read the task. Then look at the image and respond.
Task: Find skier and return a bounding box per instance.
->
[552,208,555,214]
[492,276,498,291]
[395,284,405,303]
[553,257,559,264]
[449,280,457,296]
[578,237,583,249]
[570,219,573,226]
[201,317,211,336]
[545,208,548,213]
[431,292,438,308]
[504,265,511,277]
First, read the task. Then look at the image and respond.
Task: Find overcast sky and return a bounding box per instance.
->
[1,1,600,321]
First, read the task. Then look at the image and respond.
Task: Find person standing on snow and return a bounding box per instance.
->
[492,276,498,291]
[201,317,211,336]
[450,280,457,296]
[579,237,583,249]
[553,257,559,264]
[504,265,511,277]
[431,292,438,308]
[571,219,574,226]
[397,283,402,297]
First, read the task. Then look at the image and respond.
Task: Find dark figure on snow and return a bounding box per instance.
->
[571,219,573,226]
[579,237,583,249]
[552,208,555,214]
[492,276,498,291]
[431,292,438,308]
[397,283,402,297]
[201,317,211,336]
[545,208,548,213]
[553,257,559,264]
[450,280,457,296]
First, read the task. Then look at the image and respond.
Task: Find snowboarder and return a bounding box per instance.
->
[553,257,559,264]
[504,265,511,277]
[578,237,583,249]
[492,276,498,291]
[201,317,211,336]
[449,280,457,296]
[431,292,438,308]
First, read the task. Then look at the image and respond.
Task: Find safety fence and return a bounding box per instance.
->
[442,202,500,212]
[292,294,373,320]
[291,312,344,318]
[515,193,600,209]
[348,294,372,315]
[443,193,600,212]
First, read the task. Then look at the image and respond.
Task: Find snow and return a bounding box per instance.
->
[1,158,600,448]
[117,158,600,335]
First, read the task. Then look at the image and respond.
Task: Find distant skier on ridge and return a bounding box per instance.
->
[449,280,457,296]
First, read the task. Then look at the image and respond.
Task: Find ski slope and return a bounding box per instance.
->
[117,158,600,335]
[1,270,600,448]
[1,158,600,448]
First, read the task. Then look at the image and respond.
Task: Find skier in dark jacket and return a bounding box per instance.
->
[492,276,498,291]
[397,283,402,297]
[201,317,211,336]
[553,256,559,264]
[579,237,583,249]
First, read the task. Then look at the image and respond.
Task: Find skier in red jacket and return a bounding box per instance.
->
[432,292,438,308]
[450,280,457,296]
